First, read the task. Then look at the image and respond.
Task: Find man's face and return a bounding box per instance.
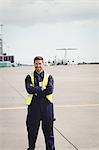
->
[34,59,44,73]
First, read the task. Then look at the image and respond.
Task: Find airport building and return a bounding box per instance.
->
[0,54,14,63]
[0,28,15,67]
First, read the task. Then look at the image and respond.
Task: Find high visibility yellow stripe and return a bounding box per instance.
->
[25,73,34,106]
[31,73,34,86]
[25,94,33,105]
[43,73,53,102]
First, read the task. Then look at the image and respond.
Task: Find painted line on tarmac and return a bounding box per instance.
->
[55,104,99,108]
[0,104,99,110]
[0,106,27,110]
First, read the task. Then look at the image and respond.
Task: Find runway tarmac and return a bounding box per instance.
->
[0,64,99,150]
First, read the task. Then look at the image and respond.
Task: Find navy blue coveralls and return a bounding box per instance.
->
[25,70,55,150]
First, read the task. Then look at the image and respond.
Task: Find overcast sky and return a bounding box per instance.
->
[0,0,99,64]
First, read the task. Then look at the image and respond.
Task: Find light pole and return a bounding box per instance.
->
[0,24,3,55]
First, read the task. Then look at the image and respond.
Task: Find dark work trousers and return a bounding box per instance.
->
[26,96,55,150]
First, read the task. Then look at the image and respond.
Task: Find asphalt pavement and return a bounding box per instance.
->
[0,65,99,150]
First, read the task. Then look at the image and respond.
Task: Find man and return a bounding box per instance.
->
[25,56,55,150]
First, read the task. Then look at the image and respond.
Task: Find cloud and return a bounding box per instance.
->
[0,0,98,26]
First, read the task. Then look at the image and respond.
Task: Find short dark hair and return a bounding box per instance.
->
[34,56,44,63]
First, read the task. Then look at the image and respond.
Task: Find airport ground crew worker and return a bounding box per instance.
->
[25,56,55,150]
